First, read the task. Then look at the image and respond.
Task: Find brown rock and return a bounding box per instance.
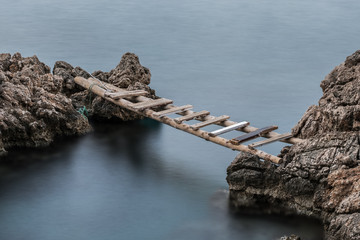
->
[227,50,360,239]
[53,52,156,120]
[0,53,91,156]
[108,52,151,86]
[0,52,157,156]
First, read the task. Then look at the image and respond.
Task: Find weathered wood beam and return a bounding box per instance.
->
[155,114,282,164]
[74,77,282,164]
[90,77,302,144]
[129,98,173,110]
[230,126,278,145]
[104,90,148,99]
[248,133,292,148]
[209,121,249,137]
[152,104,193,117]
[174,110,210,124]
[77,77,303,145]
[190,115,230,130]
[175,112,302,145]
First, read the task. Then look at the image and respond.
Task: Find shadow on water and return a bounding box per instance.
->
[89,118,163,169]
[166,190,324,240]
[0,135,82,179]
[0,118,162,177]
[0,118,213,189]
[226,210,324,240]
[0,120,324,240]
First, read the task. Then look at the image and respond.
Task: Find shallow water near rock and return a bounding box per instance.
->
[1,0,360,239]
[0,121,323,240]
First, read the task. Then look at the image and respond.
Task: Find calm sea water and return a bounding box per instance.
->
[1,0,360,239]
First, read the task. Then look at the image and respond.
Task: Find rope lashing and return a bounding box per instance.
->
[76,82,104,120]
[77,106,89,119]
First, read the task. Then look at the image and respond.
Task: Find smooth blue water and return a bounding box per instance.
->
[0,121,323,240]
[1,0,360,239]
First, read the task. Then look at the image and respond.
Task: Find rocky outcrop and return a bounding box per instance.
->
[0,53,91,156]
[0,52,155,156]
[227,50,360,239]
[53,52,156,121]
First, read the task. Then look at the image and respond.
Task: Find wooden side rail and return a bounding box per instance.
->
[74,77,285,164]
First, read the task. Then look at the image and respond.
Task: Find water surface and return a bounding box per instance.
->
[0,121,323,240]
[1,0,360,239]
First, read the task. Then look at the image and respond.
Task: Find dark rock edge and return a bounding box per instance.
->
[227,50,360,240]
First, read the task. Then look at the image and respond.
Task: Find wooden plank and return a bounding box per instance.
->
[104,90,148,99]
[74,77,283,164]
[152,105,193,117]
[79,77,304,146]
[248,133,292,148]
[190,115,230,131]
[229,125,278,145]
[174,110,210,123]
[209,121,249,137]
[130,98,173,110]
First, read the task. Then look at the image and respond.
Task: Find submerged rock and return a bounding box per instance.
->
[279,235,301,240]
[227,50,360,240]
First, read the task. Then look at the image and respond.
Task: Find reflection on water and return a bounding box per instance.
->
[0,121,323,240]
[2,0,358,238]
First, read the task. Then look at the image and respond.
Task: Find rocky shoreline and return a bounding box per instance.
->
[0,52,155,156]
[1,51,359,239]
[227,50,360,239]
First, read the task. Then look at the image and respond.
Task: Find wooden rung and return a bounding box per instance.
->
[248,133,292,148]
[209,121,250,137]
[104,90,148,99]
[130,98,173,110]
[229,125,278,145]
[174,110,210,124]
[190,115,230,131]
[152,105,193,117]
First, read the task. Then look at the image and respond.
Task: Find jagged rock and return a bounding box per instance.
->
[0,52,157,156]
[108,52,151,87]
[52,61,91,96]
[293,50,360,138]
[0,53,91,156]
[227,50,360,239]
[53,52,156,120]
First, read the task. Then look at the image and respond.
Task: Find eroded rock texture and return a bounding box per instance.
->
[0,53,91,156]
[0,52,154,156]
[227,50,360,240]
[53,52,156,120]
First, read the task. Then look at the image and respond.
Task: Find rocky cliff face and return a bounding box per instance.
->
[227,50,360,239]
[0,52,154,156]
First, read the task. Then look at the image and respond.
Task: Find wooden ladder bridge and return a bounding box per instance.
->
[75,77,304,164]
